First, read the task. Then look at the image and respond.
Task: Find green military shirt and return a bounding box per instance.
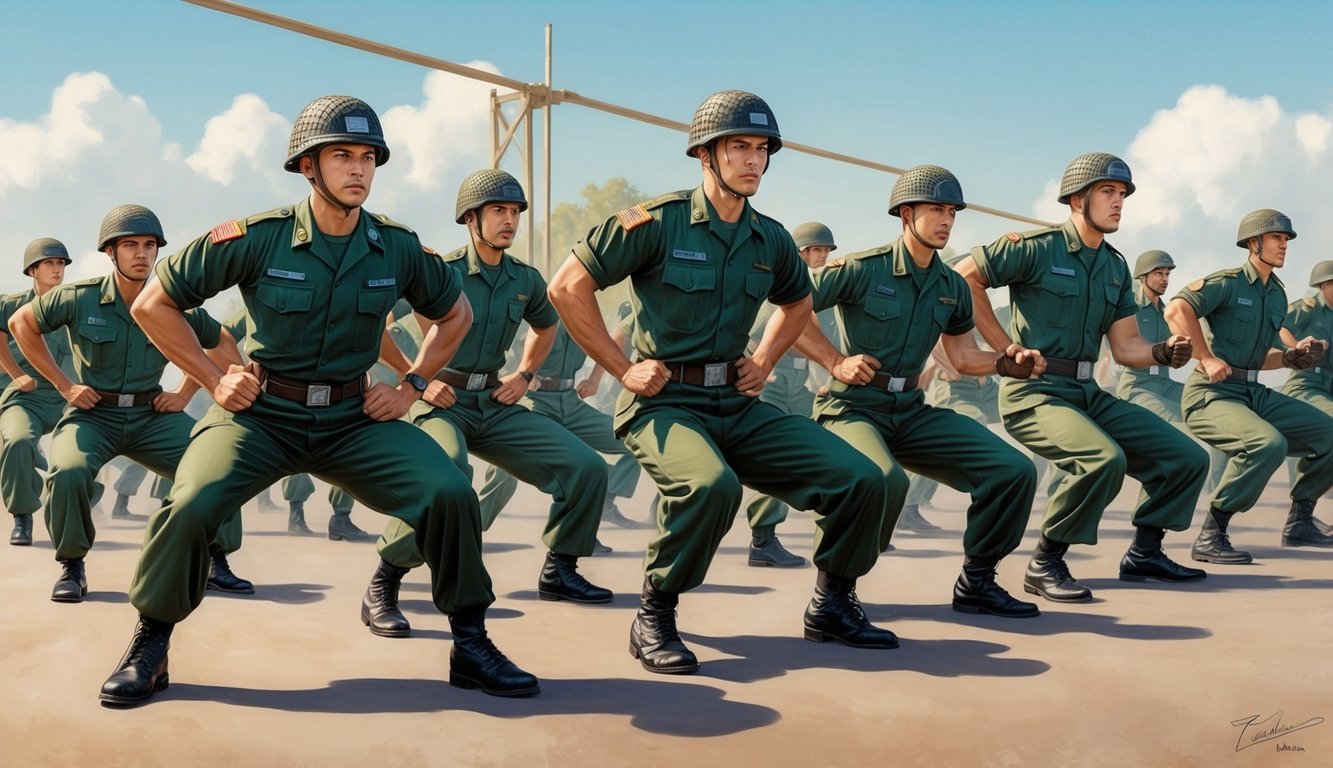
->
[809,238,973,417]
[573,186,809,364]
[1115,282,1174,396]
[1282,292,1333,391]
[0,288,76,389]
[31,274,220,393]
[441,243,558,374]
[1173,260,1287,373]
[153,197,461,383]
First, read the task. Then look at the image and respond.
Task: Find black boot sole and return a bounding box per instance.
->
[206,580,256,594]
[1118,571,1207,583]
[99,674,170,707]
[802,625,900,649]
[1021,583,1092,602]
[448,671,540,697]
[952,601,1041,618]
[51,583,88,603]
[628,642,700,674]
[537,588,613,604]
[360,603,411,637]
[747,554,807,568]
[9,539,31,546]
[1190,552,1253,565]
[1281,538,1333,548]
[328,532,372,542]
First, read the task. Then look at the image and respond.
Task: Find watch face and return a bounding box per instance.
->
[406,373,428,391]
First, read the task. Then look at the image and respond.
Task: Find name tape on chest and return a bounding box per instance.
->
[1237,297,1254,306]
[875,285,895,296]
[671,249,708,262]
[85,316,108,326]
[266,268,306,281]
[938,296,957,305]
[367,278,396,288]
[1051,266,1077,277]
[751,262,771,272]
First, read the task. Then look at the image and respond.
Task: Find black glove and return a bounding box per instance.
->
[1285,340,1329,370]
[1151,338,1192,368]
[995,353,1035,379]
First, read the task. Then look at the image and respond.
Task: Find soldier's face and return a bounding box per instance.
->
[108,236,158,279]
[1321,282,1333,304]
[1141,266,1171,296]
[310,144,378,206]
[472,203,522,247]
[1080,181,1127,233]
[1251,232,1290,267]
[29,258,67,289]
[706,135,769,196]
[903,203,957,249]
[801,245,833,268]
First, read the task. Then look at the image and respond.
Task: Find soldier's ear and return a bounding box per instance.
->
[298,154,315,180]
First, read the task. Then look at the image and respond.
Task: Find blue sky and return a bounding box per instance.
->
[4,0,1333,297]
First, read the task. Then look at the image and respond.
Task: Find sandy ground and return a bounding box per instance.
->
[2,464,1331,768]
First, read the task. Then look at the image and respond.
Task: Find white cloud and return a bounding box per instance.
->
[185,93,289,187]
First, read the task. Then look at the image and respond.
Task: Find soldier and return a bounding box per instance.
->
[9,206,252,602]
[476,320,651,538]
[1166,210,1333,562]
[368,168,612,639]
[103,460,155,521]
[1278,260,1333,534]
[956,152,1208,603]
[97,95,536,706]
[795,165,1041,617]
[1,238,75,546]
[549,90,892,676]
[733,221,841,569]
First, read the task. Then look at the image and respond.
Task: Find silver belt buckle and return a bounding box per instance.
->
[1148,364,1160,375]
[887,376,906,393]
[117,394,134,408]
[467,372,489,391]
[1076,361,1093,381]
[1316,366,1323,374]
[793,357,808,370]
[1246,369,1259,383]
[306,384,332,407]
[703,362,729,387]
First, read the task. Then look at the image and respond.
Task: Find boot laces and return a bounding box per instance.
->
[1049,558,1074,585]
[126,623,168,666]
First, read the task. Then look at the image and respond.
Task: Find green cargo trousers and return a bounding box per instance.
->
[621,385,885,593]
[378,389,608,565]
[1003,381,1207,544]
[1184,381,1333,512]
[742,366,815,530]
[129,396,493,624]
[822,404,1034,558]
[0,390,64,517]
[281,473,354,514]
[1121,381,1226,492]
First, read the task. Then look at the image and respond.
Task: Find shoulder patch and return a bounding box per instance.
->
[244,206,295,226]
[443,247,468,262]
[1186,279,1205,292]
[423,245,439,256]
[372,212,416,234]
[825,257,846,268]
[615,204,653,232]
[1304,297,1317,309]
[209,219,246,245]
[1004,232,1021,243]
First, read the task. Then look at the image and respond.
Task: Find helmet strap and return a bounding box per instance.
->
[307,153,357,219]
[704,140,752,200]
[1254,237,1283,268]
[468,211,507,252]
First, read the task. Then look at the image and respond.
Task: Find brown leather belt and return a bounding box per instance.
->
[665,361,739,387]
[94,390,157,408]
[1043,356,1096,381]
[868,372,920,392]
[259,368,367,407]
[1224,366,1260,384]
[536,376,575,392]
[437,368,501,391]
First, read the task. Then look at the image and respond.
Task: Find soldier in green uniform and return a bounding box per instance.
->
[9,206,252,602]
[1166,209,1333,562]
[2,238,74,546]
[104,460,155,521]
[733,221,841,568]
[957,152,1208,603]
[549,90,892,675]
[1278,260,1333,532]
[476,320,649,537]
[794,165,1042,617]
[368,169,612,638]
[97,95,536,706]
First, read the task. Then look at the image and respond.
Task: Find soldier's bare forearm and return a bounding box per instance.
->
[548,258,633,380]
[754,296,813,371]
[131,282,223,392]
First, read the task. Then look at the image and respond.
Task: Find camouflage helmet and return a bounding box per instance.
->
[1057,152,1135,204]
[1309,260,1333,287]
[22,237,71,275]
[1133,249,1176,278]
[284,95,389,173]
[1236,208,1296,248]
[97,204,166,251]
[889,165,967,217]
[454,169,528,224]
[792,222,837,251]
[685,90,782,158]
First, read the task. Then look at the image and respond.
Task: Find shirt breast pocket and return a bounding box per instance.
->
[660,261,716,331]
[1037,274,1080,327]
[253,281,315,353]
[855,294,900,348]
[353,287,396,352]
[75,324,118,370]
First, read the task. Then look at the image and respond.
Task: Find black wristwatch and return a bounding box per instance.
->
[518,370,535,383]
[403,373,429,394]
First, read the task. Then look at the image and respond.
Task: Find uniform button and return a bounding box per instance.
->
[279,303,286,310]
[336,280,342,286]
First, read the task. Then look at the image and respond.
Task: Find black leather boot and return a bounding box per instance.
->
[1282,500,1333,548]
[602,496,652,530]
[448,610,540,696]
[895,503,939,532]
[1120,526,1207,582]
[1023,536,1091,602]
[287,502,315,536]
[1191,508,1252,564]
[327,512,372,542]
[537,552,613,603]
[110,493,134,520]
[361,559,411,637]
[9,514,32,546]
[206,552,255,594]
[629,578,699,674]
[748,524,806,568]
[803,571,899,648]
[99,615,173,707]
[952,558,1040,618]
[51,558,88,603]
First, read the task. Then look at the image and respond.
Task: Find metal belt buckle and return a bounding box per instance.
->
[1076,361,1093,381]
[792,357,808,370]
[1149,365,1160,375]
[703,362,729,387]
[1316,366,1323,374]
[306,384,332,407]
[467,372,489,391]
[117,394,134,408]
[1246,369,1259,383]
[887,376,906,393]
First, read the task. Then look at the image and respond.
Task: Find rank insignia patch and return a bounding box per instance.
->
[209,219,246,244]
[615,204,652,232]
